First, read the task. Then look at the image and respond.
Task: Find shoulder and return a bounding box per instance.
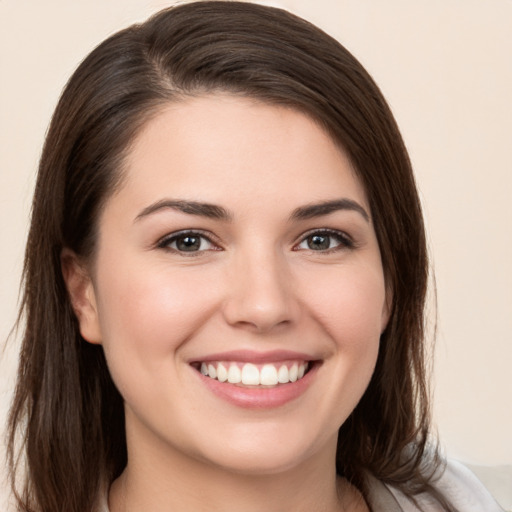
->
[381,459,505,512]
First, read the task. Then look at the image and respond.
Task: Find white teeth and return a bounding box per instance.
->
[200,361,309,386]
[289,363,298,382]
[207,364,217,379]
[241,363,260,385]
[277,365,289,383]
[227,365,242,384]
[217,363,228,382]
[260,364,278,386]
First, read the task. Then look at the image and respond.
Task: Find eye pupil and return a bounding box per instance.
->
[308,234,330,250]
[177,235,201,251]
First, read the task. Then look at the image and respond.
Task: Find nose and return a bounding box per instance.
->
[222,248,299,333]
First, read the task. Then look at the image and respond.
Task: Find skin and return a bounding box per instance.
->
[64,95,389,511]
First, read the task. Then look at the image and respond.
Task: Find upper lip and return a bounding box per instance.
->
[188,349,317,364]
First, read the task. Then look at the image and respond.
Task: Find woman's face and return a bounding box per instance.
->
[75,95,389,475]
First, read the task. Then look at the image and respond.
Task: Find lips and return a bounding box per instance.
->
[189,350,319,408]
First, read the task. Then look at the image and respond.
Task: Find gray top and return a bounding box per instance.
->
[98,459,504,511]
[366,460,504,511]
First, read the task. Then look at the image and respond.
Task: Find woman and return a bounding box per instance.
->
[6,2,503,511]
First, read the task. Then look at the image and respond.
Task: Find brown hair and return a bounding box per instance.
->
[8,2,450,510]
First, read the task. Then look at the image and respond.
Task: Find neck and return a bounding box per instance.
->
[108,431,365,512]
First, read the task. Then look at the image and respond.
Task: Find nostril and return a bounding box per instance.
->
[223,299,296,333]
[222,262,298,331]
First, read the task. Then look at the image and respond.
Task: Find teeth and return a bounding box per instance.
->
[241,363,260,385]
[289,363,298,382]
[227,365,242,384]
[217,363,228,382]
[199,361,309,386]
[207,364,217,379]
[277,365,289,383]
[260,364,278,386]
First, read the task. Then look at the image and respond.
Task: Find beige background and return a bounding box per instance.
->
[1,0,511,508]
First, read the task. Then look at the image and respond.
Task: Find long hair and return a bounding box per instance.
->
[8,2,446,510]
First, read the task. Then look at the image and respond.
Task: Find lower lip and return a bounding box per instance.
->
[194,364,318,409]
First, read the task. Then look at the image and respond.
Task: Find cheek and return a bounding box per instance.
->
[93,261,219,391]
[300,262,387,348]
[289,263,385,436]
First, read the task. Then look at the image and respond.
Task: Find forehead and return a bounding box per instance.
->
[114,94,368,215]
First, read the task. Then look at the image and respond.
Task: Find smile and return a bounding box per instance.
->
[198,361,310,386]
[190,352,319,409]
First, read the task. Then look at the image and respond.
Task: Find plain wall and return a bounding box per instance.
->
[1,0,511,508]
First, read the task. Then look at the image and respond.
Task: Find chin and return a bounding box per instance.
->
[193,427,335,477]
[203,449,310,477]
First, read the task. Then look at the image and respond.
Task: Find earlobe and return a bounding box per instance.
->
[61,248,102,344]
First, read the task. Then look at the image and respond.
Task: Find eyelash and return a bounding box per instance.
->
[156,228,355,255]
[156,230,220,255]
[293,229,355,253]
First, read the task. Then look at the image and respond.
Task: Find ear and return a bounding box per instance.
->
[61,248,102,344]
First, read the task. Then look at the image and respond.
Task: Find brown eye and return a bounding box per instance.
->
[158,231,216,253]
[176,235,201,251]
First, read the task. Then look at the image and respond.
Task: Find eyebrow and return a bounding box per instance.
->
[135,199,233,222]
[134,197,370,223]
[290,199,370,222]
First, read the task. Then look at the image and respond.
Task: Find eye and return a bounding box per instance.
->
[295,230,354,252]
[157,231,217,253]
